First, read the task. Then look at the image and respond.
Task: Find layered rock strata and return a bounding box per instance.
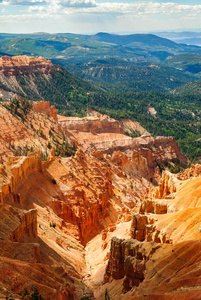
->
[59,114,188,170]
[0,55,54,76]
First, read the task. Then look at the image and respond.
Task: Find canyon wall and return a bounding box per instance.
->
[0,55,54,76]
[10,208,37,242]
[59,115,188,170]
[104,237,169,293]
[0,150,41,203]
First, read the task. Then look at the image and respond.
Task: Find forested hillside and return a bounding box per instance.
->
[64,59,196,92]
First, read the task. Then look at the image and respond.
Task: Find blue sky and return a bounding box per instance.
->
[1,0,201,33]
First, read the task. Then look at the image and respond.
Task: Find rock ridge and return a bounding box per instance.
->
[0,55,54,76]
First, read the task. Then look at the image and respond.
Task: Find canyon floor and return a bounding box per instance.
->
[1,100,201,300]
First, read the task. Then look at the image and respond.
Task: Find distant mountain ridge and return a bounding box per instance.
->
[89,32,178,47]
[1,32,201,64]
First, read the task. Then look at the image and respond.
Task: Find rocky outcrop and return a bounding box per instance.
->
[0,102,63,163]
[144,171,177,201]
[47,150,113,245]
[110,239,201,299]
[130,213,169,243]
[0,88,20,101]
[119,118,147,135]
[104,237,162,292]
[33,101,58,121]
[130,213,149,241]
[139,171,176,215]
[0,150,41,204]
[0,55,54,76]
[59,114,124,134]
[10,208,37,242]
[111,149,150,179]
[138,147,155,170]
[140,199,168,214]
[177,163,201,180]
[59,113,187,170]
[131,150,149,177]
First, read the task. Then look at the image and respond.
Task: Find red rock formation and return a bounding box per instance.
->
[0,150,41,204]
[130,213,149,241]
[104,237,166,293]
[0,107,197,299]
[144,171,177,201]
[33,101,58,121]
[140,199,168,214]
[178,163,201,180]
[10,208,37,242]
[106,239,201,299]
[0,155,92,299]
[47,150,114,245]
[131,150,149,177]
[59,114,124,134]
[0,55,54,76]
[59,114,188,170]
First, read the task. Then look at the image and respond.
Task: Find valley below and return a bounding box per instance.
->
[1,97,201,300]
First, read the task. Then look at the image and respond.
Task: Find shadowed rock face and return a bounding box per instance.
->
[0,203,75,299]
[104,237,165,293]
[10,208,37,242]
[104,236,201,299]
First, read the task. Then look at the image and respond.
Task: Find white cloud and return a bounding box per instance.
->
[2,0,47,5]
[61,2,201,15]
[1,1,201,33]
[28,4,44,11]
[61,0,96,8]
[2,0,201,15]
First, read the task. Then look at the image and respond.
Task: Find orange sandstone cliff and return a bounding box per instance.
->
[0,99,199,300]
[100,166,201,299]
[0,55,54,76]
[0,55,55,96]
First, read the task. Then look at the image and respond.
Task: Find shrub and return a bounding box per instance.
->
[52,178,56,184]
[30,288,45,300]
[50,222,56,228]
